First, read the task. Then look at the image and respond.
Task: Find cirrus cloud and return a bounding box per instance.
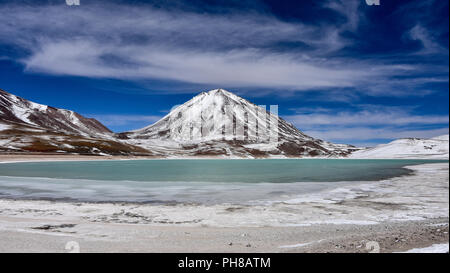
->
[0,1,446,96]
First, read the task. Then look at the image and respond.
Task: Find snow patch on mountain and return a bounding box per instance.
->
[0,123,10,131]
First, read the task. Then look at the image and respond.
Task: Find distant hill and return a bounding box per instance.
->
[0,89,151,156]
[350,135,449,159]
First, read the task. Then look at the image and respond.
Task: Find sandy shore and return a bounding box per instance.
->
[0,158,448,253]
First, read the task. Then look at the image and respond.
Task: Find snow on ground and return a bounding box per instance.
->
[432,135,449,141]
[243,143,278,151]
[399,243,449,253]
[278,240,324,248]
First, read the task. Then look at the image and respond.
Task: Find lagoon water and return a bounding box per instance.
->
[0,159,446,204]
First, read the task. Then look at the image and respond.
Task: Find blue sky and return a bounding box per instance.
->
[0,0,448,146]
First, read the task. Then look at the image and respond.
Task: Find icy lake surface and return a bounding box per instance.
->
[0,159,447,204]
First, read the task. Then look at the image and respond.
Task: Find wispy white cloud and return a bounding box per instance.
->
[285,110,449,126]
[24,40,388,90]
[409,24,447,54]
[303,127,449,145]
[283,105,449,145]
[0,2,445,95]
[325,0,360,31]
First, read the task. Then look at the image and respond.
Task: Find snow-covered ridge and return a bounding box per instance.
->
[1,89,150,156]
[350,135,449,159]
[0,88,111,137]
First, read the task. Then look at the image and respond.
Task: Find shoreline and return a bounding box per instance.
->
[0,154,152,164]
[1,153,448,165]
[0,161,448,252]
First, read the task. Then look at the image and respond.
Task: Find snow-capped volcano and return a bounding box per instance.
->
[129,89,299,141]
[123,89,358,157]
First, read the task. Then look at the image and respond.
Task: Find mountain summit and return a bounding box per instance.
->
[123,89,357,157]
